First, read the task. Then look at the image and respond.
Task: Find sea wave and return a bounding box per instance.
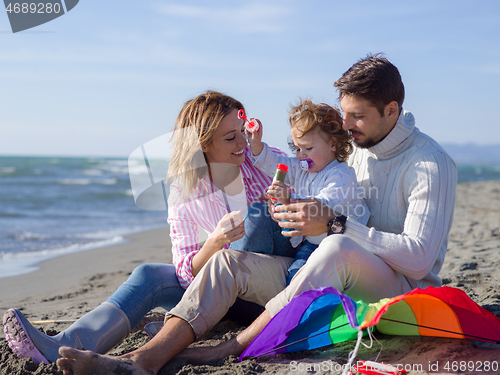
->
[0,236,126,278]
[57,178,118,185]
[0,167,16,174]
[81,169,104,176]
[57,178,93,185]
[0,212,24,218]
[0,235,124,260]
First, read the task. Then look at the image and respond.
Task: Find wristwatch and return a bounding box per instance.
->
[327,214,347,235]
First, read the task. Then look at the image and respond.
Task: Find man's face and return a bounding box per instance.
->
[340,96,396,149]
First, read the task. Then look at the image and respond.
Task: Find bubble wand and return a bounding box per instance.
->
[238,109,260,133]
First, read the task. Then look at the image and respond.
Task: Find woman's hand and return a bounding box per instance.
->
[207,210,245,248]
[191,210,245,277]
[246,118,263,156]
[266,181,291,205]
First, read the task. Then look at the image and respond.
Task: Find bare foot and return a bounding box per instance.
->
[56,347,154,375]
[175,345,224,362]
[176,337,241,362]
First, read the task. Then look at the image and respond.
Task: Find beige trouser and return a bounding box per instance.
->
[169,235,413,339]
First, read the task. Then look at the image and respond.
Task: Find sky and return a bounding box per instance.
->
[1,0,500,158]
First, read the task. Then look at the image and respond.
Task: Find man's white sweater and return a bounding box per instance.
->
[345,110,457,289]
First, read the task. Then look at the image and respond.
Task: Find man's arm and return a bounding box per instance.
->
[275,152,457,282]
[342,153,457,280]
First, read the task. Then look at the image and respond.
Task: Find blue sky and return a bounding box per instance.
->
[1,0,499,157]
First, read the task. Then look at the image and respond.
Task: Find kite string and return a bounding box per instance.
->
[370,329,384,362]
[342,329,363,375]
[342,328,384,375]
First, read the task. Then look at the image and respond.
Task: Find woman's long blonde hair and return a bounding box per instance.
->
[166,91,244,198]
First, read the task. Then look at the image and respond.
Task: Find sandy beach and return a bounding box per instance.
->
[1,180,500,375]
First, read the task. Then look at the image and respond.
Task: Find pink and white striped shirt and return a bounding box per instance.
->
[168,146,285,288]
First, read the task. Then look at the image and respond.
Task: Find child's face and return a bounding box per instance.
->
[291,126,337,173]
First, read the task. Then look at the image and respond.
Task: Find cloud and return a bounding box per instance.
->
[153,2,292,34]
[480,64,500,75]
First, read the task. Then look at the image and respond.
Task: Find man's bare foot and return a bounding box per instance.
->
[177,311,272,364]
[176,337,242,363]
[56,347,154,375]
[176,344,225,362]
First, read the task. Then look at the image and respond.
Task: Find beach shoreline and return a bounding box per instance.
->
[1,180,500,374]
[0,227,172,337]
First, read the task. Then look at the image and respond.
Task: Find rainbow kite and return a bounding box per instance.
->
[240,286,500,360]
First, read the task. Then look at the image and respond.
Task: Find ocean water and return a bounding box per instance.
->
[1,156,499,279]
[0,156,168,278]
[456,164,500,183]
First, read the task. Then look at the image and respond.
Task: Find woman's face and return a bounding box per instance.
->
[203,108,248,166]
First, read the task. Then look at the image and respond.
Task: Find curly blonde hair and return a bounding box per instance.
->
[166,91,244,198]
[288,99,352,163]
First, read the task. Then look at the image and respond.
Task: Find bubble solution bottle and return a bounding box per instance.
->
[273,163,288,183]
[272,164,293,232]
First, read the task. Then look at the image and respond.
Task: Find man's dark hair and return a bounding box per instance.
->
[334,53,405,116]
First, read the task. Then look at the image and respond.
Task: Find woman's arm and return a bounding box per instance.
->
[169,192,246,287]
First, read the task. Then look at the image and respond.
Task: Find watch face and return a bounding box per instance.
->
[328,215,346,235]
[331,219,343,234]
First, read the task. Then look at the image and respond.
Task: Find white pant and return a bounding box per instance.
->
[169,235,412,339]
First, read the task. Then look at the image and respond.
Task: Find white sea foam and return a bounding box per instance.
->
[1,167,16,173]
[58,178,93,185]
[102,178,118,185]
[57,178,118,185]
[0,235,125,279]
[82,169,104,176]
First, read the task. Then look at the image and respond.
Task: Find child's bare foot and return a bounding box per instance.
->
[56,347,154,375]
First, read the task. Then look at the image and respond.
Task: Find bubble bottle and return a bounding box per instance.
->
[273,163,288,183]
[272,164,293,232]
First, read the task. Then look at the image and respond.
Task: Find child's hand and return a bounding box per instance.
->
[246,118,263,156]
[267,180,291,205]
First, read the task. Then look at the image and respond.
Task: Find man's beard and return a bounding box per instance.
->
[353,137,381,149]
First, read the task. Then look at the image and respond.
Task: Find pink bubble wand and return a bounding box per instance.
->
[238,109,260,133]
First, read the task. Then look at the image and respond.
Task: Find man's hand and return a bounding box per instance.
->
[274,198,336,237]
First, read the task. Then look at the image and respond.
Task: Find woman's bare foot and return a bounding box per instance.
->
[56,347,154,375]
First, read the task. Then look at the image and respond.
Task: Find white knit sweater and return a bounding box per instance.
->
[345,110,457,289]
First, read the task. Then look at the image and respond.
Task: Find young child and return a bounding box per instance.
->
[247,99,370,285]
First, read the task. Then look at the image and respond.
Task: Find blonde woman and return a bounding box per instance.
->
[3,91,295,365]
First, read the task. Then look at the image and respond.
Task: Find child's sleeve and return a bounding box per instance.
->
[252,142,298,185]
[315,164,371,225]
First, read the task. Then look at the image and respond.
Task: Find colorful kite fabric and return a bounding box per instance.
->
[240,286,500,360]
